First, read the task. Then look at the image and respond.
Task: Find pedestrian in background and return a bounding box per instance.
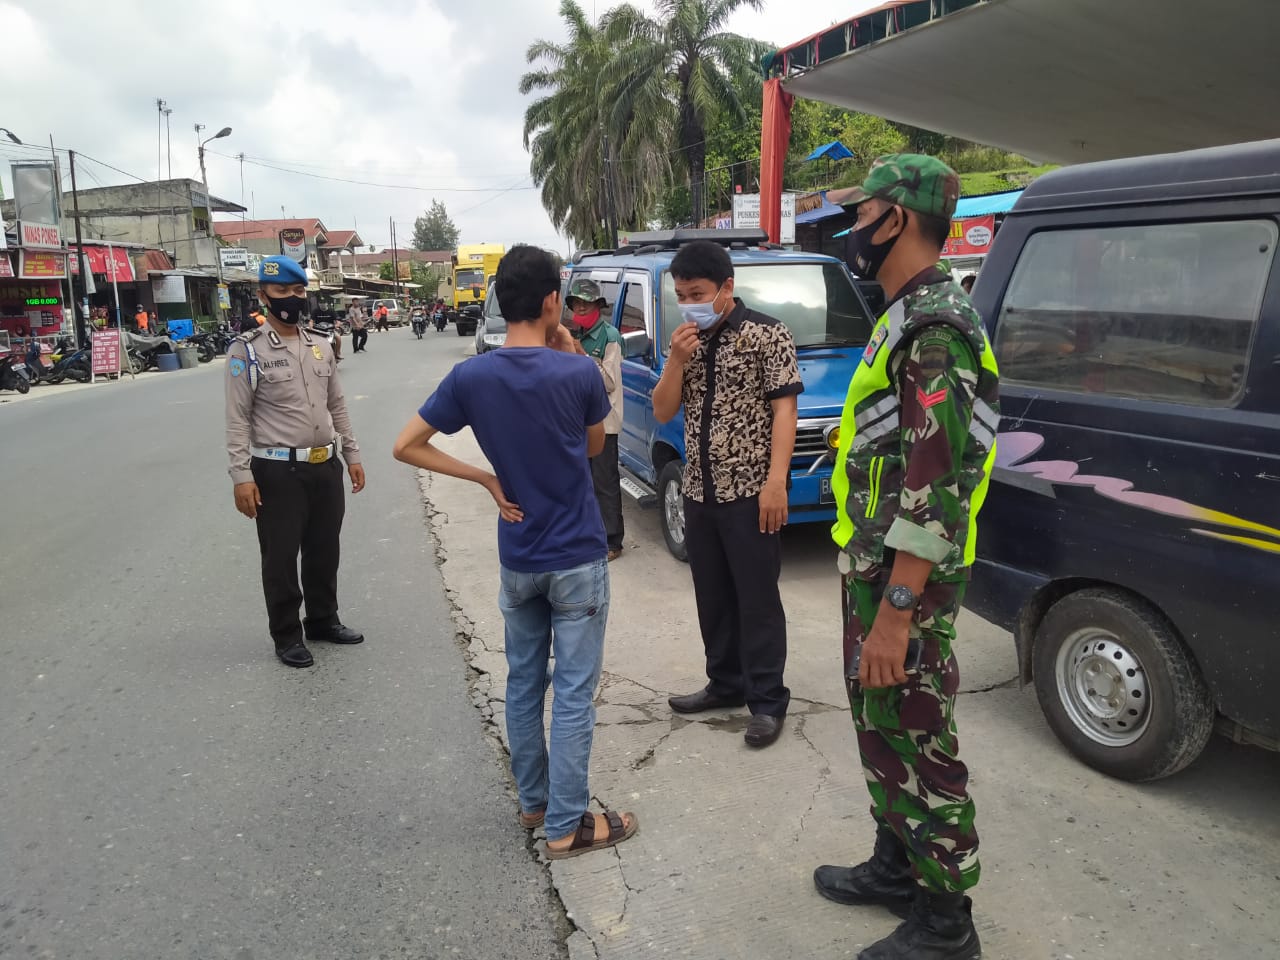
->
[349,302,368,353]
[393,245,637,860]
[134,305,149,333]
[225,255,366,669]
[814,155,1000,960]
[566,278,625,561]
[375,303,390,332]
[652,240,802,749]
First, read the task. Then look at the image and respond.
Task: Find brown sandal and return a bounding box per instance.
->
[519,809,545,829]
[545,810,639,860]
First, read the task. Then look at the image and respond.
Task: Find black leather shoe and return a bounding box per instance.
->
[306,623,364,644]
[744,713,784,748]
[814,827,916,916]
[276,643,314,668]
[668,687,745,714]
[857,889,982,960]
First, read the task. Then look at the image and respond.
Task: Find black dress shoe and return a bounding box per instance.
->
[744,713,784,748]
[668,687,746,714]
[276,643,314,668]
[306,623,364,644]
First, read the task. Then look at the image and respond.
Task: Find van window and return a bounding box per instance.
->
[995,220,1275,406]
[620,281,647,336]
[565,272,620,324]
[659,262,871,351]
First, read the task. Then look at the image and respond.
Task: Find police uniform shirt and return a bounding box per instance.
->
[224,326,361,484]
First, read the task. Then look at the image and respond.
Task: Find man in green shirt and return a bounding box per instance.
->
[813,155,1000,960]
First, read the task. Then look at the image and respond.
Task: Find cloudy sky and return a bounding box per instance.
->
[0,0,876,254]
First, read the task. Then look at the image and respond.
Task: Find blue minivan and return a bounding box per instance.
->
[968,140,1280,781]
[565,229,875,560]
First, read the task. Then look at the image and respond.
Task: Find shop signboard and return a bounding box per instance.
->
[152,274,187,304]
[0,253,13,278]
[279,228,307,264]
[18,221,63,249]
[942,214,996,258]
[219,246,250,270]
[91,330,122,375]
[733,192,796,244]
[18,251,67,279]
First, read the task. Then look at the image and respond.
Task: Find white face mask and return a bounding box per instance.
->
[676,285,727,331]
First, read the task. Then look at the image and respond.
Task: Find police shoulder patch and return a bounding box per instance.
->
[229,357,246,377]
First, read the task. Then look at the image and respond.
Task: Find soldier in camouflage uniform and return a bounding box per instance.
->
[813,155,1000,960]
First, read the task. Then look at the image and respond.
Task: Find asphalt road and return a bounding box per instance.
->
[0,328,567,960]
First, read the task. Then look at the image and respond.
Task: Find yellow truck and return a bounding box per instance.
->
[451,243,504,336]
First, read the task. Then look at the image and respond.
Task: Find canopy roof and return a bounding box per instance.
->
[777,0,1280,164]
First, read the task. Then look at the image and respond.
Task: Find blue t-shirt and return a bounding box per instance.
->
[419,347,612,573]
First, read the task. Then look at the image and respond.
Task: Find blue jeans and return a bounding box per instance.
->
[498,558,609,841]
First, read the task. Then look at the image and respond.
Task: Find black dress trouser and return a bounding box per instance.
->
[590,433,624,551]
[683,494,790,717]
[352,328,368,351]
[251,456,346,649]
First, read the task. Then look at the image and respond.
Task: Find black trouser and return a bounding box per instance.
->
[683,495,790,717]
[590,433,624,551]
[251,456,346,649]
[352,328,368,352]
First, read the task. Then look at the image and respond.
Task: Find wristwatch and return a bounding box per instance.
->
[885,584,918,611]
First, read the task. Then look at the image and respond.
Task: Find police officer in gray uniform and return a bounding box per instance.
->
[225,255,366,667]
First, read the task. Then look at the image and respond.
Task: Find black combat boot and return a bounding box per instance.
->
[813,827,916,917]
[857,888,982,960]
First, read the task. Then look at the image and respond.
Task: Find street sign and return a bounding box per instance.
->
[279,228,307,264]
[91,330,121,375]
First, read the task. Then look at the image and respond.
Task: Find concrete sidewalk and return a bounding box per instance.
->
[420,430,1280,960]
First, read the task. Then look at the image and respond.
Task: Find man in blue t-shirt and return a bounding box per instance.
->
[393,245,638,860]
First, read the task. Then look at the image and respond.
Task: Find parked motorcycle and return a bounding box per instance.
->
[124,331,176,373]
[42,340,91,383]
[0,354,30,394]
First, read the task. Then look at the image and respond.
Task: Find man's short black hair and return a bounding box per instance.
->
[915,212,951,250]
[669,240,734,286]
[495,245,560,323]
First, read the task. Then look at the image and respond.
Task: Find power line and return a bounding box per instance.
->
[216,153,539,194]
[208,149,529,181]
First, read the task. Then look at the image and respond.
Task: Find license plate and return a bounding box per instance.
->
[820,477,835,505]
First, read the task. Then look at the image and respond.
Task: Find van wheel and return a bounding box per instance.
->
[1032,588,1214,781]
[657,461,688,563]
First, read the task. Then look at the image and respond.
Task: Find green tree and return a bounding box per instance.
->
[412,200,460,251]
[605,0,767,225]
[521,1,671,247]
[378,261,395,281]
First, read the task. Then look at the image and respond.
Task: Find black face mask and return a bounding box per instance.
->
[263,295,308,325]
[844,206,905,280]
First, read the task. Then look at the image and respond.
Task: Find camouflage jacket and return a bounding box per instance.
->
[831,270,1000,581]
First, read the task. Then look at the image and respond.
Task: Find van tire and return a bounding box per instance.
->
[657,461,688,563]
[1032,588,1214,782]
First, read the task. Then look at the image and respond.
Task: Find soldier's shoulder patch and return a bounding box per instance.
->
[863,324,889,366]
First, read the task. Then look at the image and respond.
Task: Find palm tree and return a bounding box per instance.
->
[604,0,766,225]
[521,1,670,247]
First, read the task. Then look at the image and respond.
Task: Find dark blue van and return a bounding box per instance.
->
[968,140,1280,780]
[566,230,875,560]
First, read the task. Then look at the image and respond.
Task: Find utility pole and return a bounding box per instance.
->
[601,134,619,249]
[237,153,246,226]
[50,135,76,338]
[389,217,401,302]
[156,98,167,251]
[163,107,173,179]
[68,150,88,349]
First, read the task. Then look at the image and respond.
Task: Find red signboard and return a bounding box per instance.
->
[91,330,123,375]
[0,253,13,278]
[18,251,67,279]
[77,246,137,281]
[942,214,996,258]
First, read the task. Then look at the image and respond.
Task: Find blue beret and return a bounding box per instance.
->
[259,255,308,286]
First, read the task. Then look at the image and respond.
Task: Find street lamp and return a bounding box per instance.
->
[197,125,232,322]
[0,127,22,144]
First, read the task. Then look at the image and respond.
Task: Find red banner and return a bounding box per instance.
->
[0,254,13,278]
[70,246,136,281]
[942,215,996,258]
[91,330,122,375]
[18,251,67,279]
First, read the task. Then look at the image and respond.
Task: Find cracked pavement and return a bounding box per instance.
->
[418,428,1280,960]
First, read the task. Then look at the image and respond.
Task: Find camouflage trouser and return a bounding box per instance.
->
[842,575,980,893]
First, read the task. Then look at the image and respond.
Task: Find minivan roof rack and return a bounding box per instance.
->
[620,228,770,250]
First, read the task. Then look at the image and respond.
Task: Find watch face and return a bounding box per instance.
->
[887,585,916,610]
